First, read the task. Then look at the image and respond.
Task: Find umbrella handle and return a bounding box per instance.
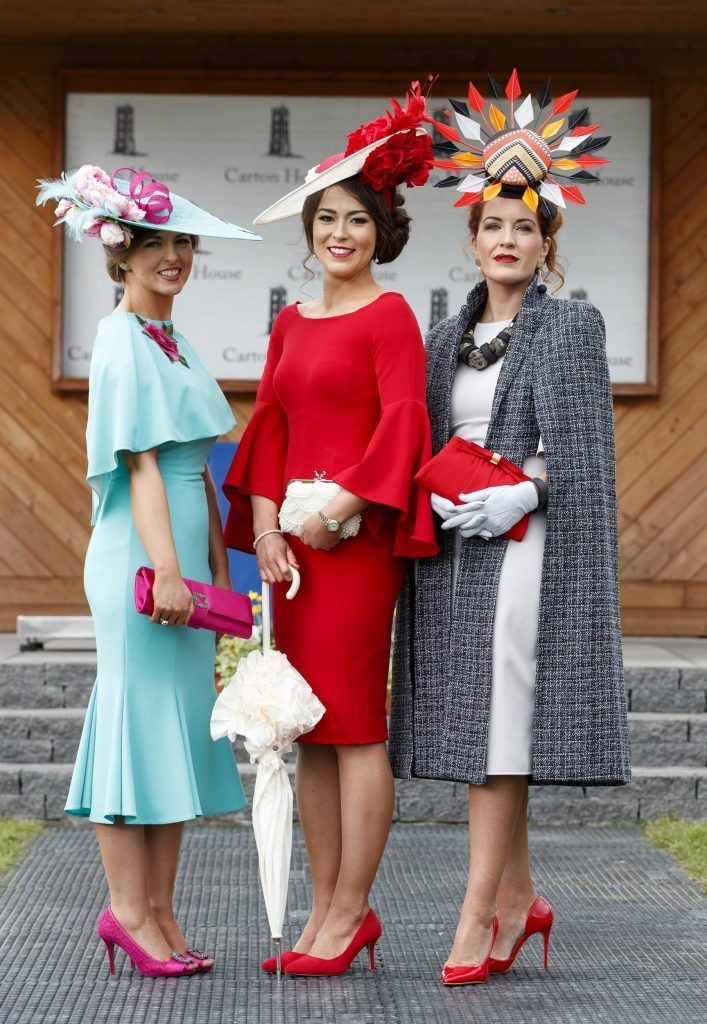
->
[261,566,300,653]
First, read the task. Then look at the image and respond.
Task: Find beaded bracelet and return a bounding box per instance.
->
[253,528,283,550]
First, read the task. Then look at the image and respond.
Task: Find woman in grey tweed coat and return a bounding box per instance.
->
[388,194,631,982]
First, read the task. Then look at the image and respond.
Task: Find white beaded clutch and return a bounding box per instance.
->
[279,478,362,540]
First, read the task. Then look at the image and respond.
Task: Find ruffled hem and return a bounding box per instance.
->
[65,679,246,824]
[222,401,288,551]
[333,399,439,559]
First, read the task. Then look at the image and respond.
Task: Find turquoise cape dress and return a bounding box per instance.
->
[65,310,246,824]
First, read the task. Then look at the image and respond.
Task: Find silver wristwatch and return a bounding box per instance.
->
[317,510,341,533]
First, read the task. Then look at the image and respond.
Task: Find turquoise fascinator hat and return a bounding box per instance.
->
[37,164,261,245]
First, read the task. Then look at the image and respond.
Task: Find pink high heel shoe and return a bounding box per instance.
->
[97,906,197,978]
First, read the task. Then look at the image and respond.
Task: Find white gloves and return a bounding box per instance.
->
[432,481,539,539]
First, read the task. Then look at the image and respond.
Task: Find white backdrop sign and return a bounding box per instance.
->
[62,92,652,388]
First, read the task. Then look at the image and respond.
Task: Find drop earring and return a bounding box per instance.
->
[474,257,481,268]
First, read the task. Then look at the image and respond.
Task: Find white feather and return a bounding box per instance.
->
[515,94,535,129]
[554,133,589,154]
[454,112,484,142]
[456,174,487,194]
[539,181,566,208]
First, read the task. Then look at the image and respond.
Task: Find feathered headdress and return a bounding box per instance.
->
[430,69,611,218]
[254,80,435,225]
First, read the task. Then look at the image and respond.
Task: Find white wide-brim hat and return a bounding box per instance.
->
[254,127,429,225]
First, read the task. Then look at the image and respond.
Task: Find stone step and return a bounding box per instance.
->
[628,712,706,766]
[1,660,705,714]
[625,666,706,713]
[0,706,702,767]
[2,762,704,825]
[0,709,294,765]
[0,660,96,709]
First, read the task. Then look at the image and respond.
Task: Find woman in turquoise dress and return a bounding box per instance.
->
[37,165,260,977]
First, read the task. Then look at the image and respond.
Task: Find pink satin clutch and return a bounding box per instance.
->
[134,566,253,638]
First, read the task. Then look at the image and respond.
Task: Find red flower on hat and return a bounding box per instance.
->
[360,131,434,191]
[345,80,431,155]
[343,80,434,192]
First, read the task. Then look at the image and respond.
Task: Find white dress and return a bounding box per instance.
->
[449,321,547,774]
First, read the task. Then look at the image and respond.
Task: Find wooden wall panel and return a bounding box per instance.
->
[0,56,705,635]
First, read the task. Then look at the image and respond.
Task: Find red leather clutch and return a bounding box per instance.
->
[134,566,254,638]
[413,437,532,541]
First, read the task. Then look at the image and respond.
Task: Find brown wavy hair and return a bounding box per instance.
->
[467,201,565,290]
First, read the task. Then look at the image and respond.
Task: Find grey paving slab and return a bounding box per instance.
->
[0,824,704,1024]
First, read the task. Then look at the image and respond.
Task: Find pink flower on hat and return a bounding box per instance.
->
[100,221,131,247]
[75,165,112,194]
[55,198,74,218]
[82,216,103,238]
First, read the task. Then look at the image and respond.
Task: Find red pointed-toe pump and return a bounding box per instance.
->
[441,917,499,986]
[488,896,554,974]
[261,951,302,973]
[283,910,381,977]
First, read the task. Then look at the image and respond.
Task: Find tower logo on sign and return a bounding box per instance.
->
[266,106,302,159]
[268,287,288,332]
[112,104,147,156]
[429,288,449,329]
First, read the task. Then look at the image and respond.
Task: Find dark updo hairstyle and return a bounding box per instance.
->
[301,175,411,265]
[467,199,565,289]
[103,227,200,284]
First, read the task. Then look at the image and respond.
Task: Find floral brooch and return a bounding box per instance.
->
[137,316,189,368]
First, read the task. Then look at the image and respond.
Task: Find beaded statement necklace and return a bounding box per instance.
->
[458,318,515,371]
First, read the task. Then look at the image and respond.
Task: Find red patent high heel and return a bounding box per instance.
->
[283,910,381,977]
[441,916,499,986]
[488,896,554,974]
[97,906,197,978]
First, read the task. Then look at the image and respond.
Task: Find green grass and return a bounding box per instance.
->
[0,820,43,879]
[644,817,707,893]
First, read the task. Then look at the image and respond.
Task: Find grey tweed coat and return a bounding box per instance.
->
[388,279,631,787]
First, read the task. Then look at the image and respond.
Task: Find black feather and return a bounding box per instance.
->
[568,107,590,129]
[571,170,600,182]
[539,197,558,220]
[434,176,463,189]
[536,79,553,110]
[449,99,470,118]
[432,141,460,155]
[574,135,611,155]
[487,75,503,100]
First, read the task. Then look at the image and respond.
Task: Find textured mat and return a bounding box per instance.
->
[0,824,704,1024]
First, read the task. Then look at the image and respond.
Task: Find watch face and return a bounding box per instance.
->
[327,520,340,532]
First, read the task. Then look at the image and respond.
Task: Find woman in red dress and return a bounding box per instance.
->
[223,87,438,976]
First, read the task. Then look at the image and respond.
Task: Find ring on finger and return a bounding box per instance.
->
[160,618,169,626]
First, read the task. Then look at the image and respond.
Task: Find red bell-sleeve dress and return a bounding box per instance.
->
[223,292,438,744]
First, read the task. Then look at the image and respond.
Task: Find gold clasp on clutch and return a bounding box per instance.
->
[490,452,502,466]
